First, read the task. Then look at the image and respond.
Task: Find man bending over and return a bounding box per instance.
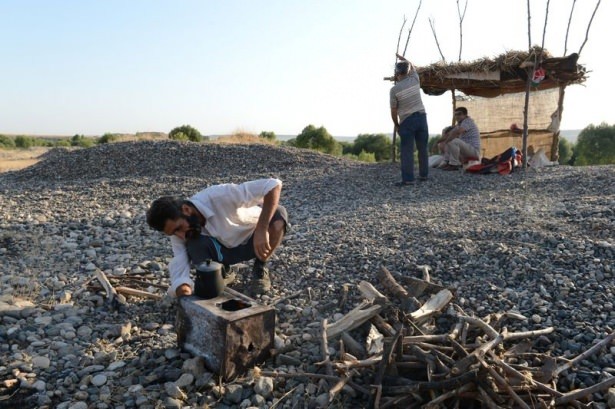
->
[146,178,288,297]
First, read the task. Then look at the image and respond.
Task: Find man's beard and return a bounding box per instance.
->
[184,214,202,240]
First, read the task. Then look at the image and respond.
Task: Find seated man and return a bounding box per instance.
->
[146,178,288,297]
[437,107,481,170]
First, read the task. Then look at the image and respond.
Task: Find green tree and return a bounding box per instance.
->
[14,135,35,148]
[351,133,391,161]
[54,139,71,147]
[98,133,118,144]
[574,123,615,165]
[295,125,341,156]
[71,134,95,147]
[169,131,189,141]
[259,131,276,141]
[558,137,573,165]
[169,125,205,142]
[0,135,15,149]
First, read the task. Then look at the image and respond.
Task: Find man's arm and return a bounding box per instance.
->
[442,126,464,143]
[252,183,281,261]
[168,236,193,297]
[391,108,400,131]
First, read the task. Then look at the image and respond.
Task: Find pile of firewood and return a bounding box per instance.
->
[263,266,615,409]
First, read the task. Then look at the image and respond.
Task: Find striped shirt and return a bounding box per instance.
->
[390,70,425,123]
[457,117,481,151]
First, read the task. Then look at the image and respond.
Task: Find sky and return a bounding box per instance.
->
[1,0,613,138]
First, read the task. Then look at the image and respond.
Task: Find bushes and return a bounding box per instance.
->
[259,131,276,141]
[558,137,573,165]
[574,123,615,165]
[71,134,95,148]
[0,135,16,149]
[349,134,391,161]
[169,125,205,142]
[98,133,118,144]
[14,136,35,148]
[295,125,342,156]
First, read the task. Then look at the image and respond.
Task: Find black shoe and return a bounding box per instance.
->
[394,181,414,187]
[441,164,461,171]
[250,260,271,294]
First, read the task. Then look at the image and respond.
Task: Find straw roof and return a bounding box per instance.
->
[417,47,587,98]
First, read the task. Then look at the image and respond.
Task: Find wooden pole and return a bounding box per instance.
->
[522,0,532,169]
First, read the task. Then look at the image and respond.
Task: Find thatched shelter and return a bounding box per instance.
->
[417,47,587,160]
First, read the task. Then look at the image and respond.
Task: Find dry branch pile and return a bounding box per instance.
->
[262,266,615,408]
[414,47,586,97]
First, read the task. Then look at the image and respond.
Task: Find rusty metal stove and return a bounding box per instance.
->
[176,287,275,380]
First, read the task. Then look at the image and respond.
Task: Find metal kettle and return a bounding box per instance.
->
[194,259,225,299]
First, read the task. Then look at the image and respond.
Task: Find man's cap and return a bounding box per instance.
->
[395,61,410,74]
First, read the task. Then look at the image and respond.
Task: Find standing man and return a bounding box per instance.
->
[438,107,481,170]
[390,53,429,186]
[146,178,288,297]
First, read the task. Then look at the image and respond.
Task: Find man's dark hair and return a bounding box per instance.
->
[455,107,468,116]
[146,196,185,232]
[395,61,410,75]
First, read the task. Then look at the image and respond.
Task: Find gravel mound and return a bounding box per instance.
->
[3,140,359,183]
[1,141,614,408]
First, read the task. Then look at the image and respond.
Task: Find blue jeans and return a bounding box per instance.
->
[399,111,429,182]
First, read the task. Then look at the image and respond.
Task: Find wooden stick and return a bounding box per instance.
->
[328,371,353,404]
[489,352,562,398]
[554,330,615,377]
[577,0,601,56]
[341,332,367,359]
[94,269,117,300]
[477,386,501,409]
[326,301,383,339]
[423,383,473,409]
[382,369,478,394]
[378,266,409,301]
[115,286,162,300]
[358,281,388,304]
[338,283,350,309]
[554,376,615,406]
[320,319,333,376]
[371,314,396,337]
[333,356,382,370]
[477,355,530,409]
[260,370,371,397]
[503,327,555,341]
[409,289,453,323]
[402,0,422,57]
[270,289,304,306]
[451,333,504,375]
[72,275,98,298]
[461,316,499,339]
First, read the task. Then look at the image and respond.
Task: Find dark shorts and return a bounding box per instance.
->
[185,205,288,266]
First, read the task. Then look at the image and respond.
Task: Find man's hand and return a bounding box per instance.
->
[176,284,192,297]
[253,226,272,261]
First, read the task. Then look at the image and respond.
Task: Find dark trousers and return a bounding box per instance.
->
[185,206,288,266]
[399,111,429,181]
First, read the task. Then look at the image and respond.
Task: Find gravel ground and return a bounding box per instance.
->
[1,140,614,408]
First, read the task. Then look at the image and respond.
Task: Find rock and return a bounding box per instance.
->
[32,355,51,369]
[164,382,187,400]
[254,376,274,398]
[607,387,615,408]
[174,373,193,388]
[91,374,107,386]
[225,384,244,404]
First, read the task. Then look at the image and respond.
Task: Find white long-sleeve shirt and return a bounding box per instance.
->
[167,178,282,296]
